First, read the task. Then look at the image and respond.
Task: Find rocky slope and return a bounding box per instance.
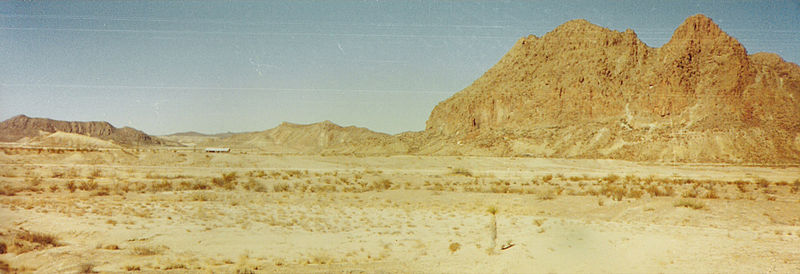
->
[423,14,800,163]
[0,115,170,146]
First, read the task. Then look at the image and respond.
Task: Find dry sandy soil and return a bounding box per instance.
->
[1,148,799,273]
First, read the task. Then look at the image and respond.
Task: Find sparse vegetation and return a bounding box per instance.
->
[674,199,706,210]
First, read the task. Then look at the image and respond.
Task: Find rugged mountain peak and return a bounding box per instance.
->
[662,13,747,58]
[423,15,800,163]
[668,14,729,41]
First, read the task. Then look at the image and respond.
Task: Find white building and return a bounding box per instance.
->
[204,147,230,153]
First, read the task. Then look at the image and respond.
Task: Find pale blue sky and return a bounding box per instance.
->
[1,1,798,135]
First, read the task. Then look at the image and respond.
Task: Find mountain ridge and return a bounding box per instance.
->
[0,114,171,146]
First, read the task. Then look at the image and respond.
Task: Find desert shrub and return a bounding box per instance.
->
[125,265,141,271]
[681,188,699,198]
[645,185,674,197]
[766,195,777,201]
[66,181,77,193]
[177,180,210,191]
[674,199,706,210]
[756,178,770,188]
[190,191,217,201]
[17,231,59,246]
[49,184,59,192]
[212,172,238,190]
[490,184,510,194]
[601,185,626,201]
[449,242,461,253]
[131,245,162,256]
[78,262,95,273]
[26,176,42,186]
[791,179,800,194]
[603,174,620,184]
[149,180,173,192]
[88,168,102,179]
[370,178,392,191]
[537,189,556,200]
[0,242,6,254]
[284,170,302,178]
[247,170,267,178]
[703,188,719,199]
[541,174,553,183]
[309,184,336,193]
[450,168,473,177]
[273,182,290,192]
[79,180,98,191]
[92,186,110,196]
[242,179,268,192]
[627,188,644,199]
[735,180,749,193]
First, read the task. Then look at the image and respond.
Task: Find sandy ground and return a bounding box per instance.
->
[1,148,799,273]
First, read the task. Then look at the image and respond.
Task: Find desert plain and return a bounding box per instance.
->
[1,147,799,273]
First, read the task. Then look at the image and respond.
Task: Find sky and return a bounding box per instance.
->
[1,1,798,135]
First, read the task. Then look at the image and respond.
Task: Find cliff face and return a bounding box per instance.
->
[424,14,800,163]
[0,115,168,146]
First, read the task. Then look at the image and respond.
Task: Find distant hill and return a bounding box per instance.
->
[0,115,173,146]
[160,131,238,146]
[422,14,800,163]
[203,121,408,154]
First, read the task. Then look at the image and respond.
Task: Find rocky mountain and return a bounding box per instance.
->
[0,115,171,146]
[423,14,800,163]
[204,121,408,154]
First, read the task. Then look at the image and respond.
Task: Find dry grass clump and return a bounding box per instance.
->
[674,199,706,210]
